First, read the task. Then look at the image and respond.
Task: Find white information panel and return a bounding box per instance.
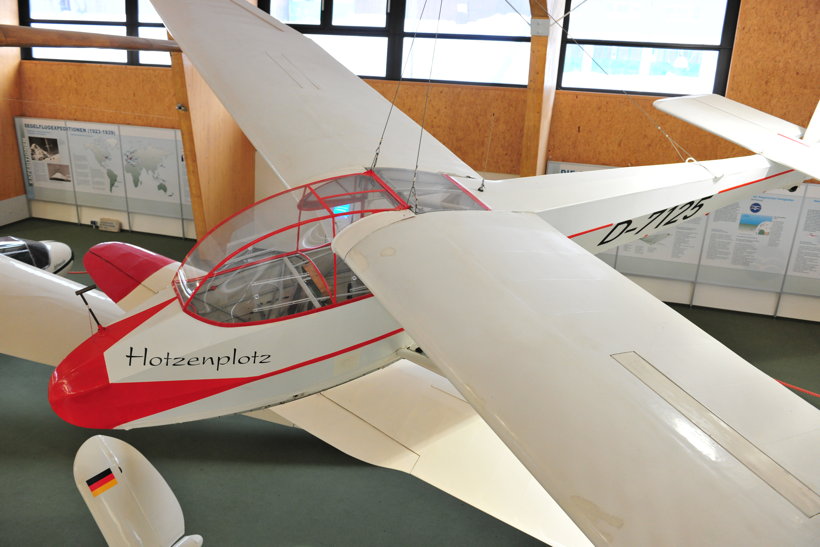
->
[16,118,75,204]
[783,184,820,297]
[547,161,613,175]
[696,187,804,292]
[15,117,190,221]
[616,217,707,281]
[594,247,617,267]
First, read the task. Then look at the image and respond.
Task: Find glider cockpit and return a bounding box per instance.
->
[174,168,486,325]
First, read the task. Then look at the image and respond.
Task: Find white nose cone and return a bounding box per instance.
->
[42,240,73,275]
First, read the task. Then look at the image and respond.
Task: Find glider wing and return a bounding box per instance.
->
[150,0,477,186]
[333,210,820,546]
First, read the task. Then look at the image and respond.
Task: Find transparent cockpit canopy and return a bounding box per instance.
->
[175,169,487,325]
[175,172,404,324]
[375,168,488,214]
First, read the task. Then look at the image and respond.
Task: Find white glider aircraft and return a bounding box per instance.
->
[1,1,819,545]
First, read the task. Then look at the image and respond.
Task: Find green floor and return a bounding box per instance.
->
[1,219,818,546]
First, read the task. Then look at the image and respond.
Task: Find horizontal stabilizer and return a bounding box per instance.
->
[655,94,820,179]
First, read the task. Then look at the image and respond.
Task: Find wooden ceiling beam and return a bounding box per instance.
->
[0,24,180,51]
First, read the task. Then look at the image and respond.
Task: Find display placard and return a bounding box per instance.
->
[616,217,707,281]
[16,118,75,204]
[16,117,190,221]
[782,184,820,297]
[177,132,193,220]
[696,188,804,292]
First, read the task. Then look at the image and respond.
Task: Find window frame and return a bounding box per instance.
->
[242,0,532,86]
[18,0,169,66]
[556,0,741,96]
[18,0,532,85]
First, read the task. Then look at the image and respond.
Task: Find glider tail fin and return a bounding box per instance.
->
[84,242,179,310]
[654,94,820,180]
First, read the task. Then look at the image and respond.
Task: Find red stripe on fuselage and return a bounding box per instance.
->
[568,224,613,239]
[49,298,403,428]
[718,169,793,194]
[568,169,795,240]
[777,134,809,147]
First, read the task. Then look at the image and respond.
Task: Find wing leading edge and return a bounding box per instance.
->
[333,210,820,546]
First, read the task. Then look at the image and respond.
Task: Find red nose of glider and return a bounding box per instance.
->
[49,328,123,429]
[48,300,180,430]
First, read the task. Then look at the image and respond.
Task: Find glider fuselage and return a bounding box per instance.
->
[48,160,805,429]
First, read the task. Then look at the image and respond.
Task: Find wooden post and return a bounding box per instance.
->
[169,50,207,238]
[519,0,563,177]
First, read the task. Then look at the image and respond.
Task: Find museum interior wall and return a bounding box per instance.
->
[1,0,818,226]
[548,0,819,168]
[0,0,23,223]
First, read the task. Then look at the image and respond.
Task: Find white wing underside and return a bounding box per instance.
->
[252,360,592,547]
[0,255,124,366]
[151,0,477,187]
[334,210,820,546]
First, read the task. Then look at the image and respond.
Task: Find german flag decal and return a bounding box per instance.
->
[86,468,118,497]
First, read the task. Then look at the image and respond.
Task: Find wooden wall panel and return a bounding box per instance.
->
[5,0,814,213]
[547,0,819,168]
[181,54,255,234]
[367,80,527,174]
[548,91,746,167]
[17,61,178,127]
[726,0,820,126]
[0,0,22,201]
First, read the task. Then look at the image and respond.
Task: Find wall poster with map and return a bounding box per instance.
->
[119,125,185,218]
[66,121,127,211]
[16,117,190,222]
